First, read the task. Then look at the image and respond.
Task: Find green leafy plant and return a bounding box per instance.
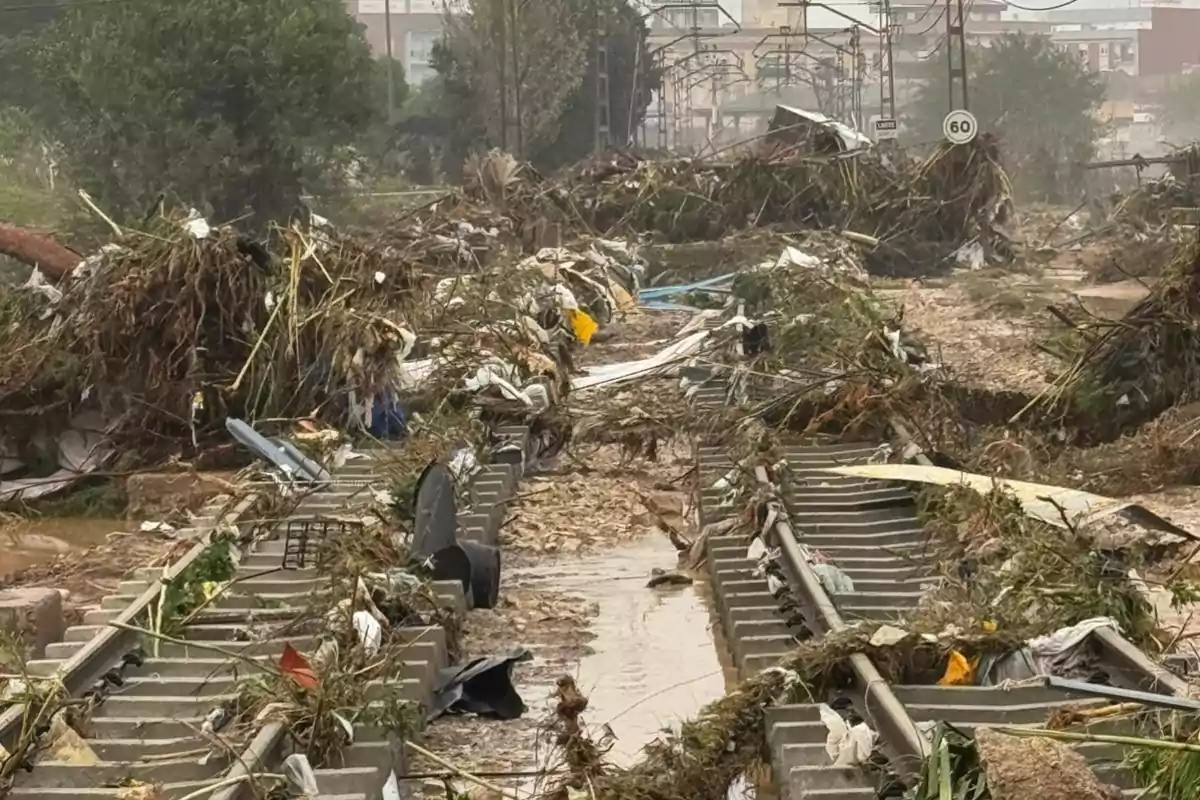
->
[157,535,236,635]
[912,723,989,800]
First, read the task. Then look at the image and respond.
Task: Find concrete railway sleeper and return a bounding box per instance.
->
[693,382,1187,800]
[0,425,531,800]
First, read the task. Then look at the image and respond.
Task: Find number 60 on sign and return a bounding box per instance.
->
[942,109,977,145]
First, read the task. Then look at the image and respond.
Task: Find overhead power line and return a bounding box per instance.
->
[1004,0,1081,9]
[906,6,946,37]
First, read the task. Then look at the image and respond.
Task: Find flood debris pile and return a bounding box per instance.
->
[373,151,572,265]
[1046,230,1200,438]
[404,141,1015,280]
[723,221,1200,506]
[0,191,648,485]
[547,138,1013,278]
[868,134,1015,274]
[917,486,1163,651]
[571,383,738,461]
[1027,173,1190,283]
[532,619,1078,800]
[719,235,942,436]
[0,213,427,458]
[538,634,858,800]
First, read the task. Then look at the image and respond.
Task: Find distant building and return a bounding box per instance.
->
[890,0,1049,76]
[891,0,1006,25]
[1000,0,1200,76]
[647,0,725,32]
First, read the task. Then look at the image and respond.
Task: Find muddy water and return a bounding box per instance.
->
[0,518,118,575]
[512,534,734,765]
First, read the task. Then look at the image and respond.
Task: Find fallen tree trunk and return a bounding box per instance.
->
[0,222,80,280]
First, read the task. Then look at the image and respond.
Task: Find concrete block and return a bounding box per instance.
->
[0,587,66,658]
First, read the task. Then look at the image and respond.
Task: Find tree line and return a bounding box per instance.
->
[0,0,1142,225]
[0,0,656,228]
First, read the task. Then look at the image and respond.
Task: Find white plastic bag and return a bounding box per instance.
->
[352,610,382,656]
[818,703,877,766]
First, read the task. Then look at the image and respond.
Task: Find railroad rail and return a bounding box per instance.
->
[1,425,530,799]
[692,379,1187,799]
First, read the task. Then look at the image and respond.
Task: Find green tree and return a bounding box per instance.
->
[536,0,658,171]
[908,33,1105,202]
[0,0,67,109]
[443,0,592,158]
[25,0,384,223]
[414,0,656,176]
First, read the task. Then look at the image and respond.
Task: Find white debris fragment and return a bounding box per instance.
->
[819,703,877,766]
[183,208,211,239]
[868,624,910,647]
[23,267,62,308]
[954,239,985,269]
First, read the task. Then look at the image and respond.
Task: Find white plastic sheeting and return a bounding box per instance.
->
[571,330,713,391]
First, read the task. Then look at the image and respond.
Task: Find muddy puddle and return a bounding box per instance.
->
[0,518,119,575]
[512,533,733,765]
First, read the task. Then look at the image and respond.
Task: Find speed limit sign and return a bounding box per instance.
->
[943,109,978,144]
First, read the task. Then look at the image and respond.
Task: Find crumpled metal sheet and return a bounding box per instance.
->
[0,411,112,503]
[821,463,1200,541]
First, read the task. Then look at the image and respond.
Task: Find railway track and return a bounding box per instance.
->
[1,426,529,800]
[693,380,1188,800]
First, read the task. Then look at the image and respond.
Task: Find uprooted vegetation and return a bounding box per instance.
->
[915,486,1180,653]
[528,137,1014,278]
[0,193,628,471]
[5,138,1200,798]
[1040,229,1200,436]
[713,206,1200,506]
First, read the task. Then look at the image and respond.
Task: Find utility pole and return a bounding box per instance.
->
[593,0,610,153]
[779,1,881,127]
[497,0,508,150]
[783,27,792,90]
[879,0,896,119]
[644,1,743,152]
[655,51,668,150]
[850,26,863,130]
[945,0,969,111]
[508,0,523,158]
[384,0,396,121]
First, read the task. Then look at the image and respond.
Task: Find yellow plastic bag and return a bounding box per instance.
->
[568,308,598,345]
[938,650,978,686]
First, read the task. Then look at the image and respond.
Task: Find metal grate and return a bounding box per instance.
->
[280,518,364,569]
